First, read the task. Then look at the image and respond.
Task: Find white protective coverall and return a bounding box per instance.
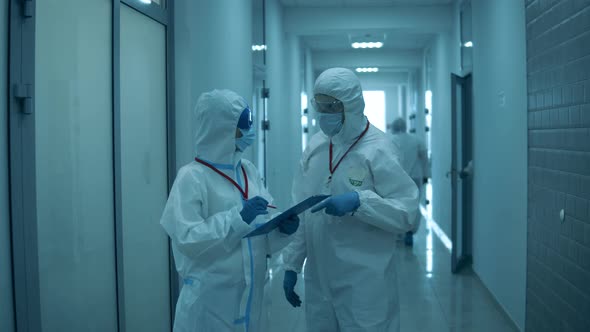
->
[391,132,428,183]
[282,68,419,332]
[391,127,429,232]
[160,89,291,332]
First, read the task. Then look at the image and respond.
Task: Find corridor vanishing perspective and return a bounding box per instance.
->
[2,0,590,331]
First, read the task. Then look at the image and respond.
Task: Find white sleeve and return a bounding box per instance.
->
[280,160,308,273]
[354,150,420,234]
[280,214,307,273]
[160,168,252,259]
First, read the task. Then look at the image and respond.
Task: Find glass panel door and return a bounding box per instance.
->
[120,5,171,331]
[35,0,118,330]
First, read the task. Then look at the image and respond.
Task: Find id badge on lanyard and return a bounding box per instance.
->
[326,121,370,192]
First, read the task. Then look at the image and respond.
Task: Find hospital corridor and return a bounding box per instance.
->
[2,0,590,331]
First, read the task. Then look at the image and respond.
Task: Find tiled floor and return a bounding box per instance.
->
[264,213,519,332]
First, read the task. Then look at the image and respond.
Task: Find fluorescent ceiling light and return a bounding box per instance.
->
[252,45,267,51]
[351,42,383,49]
[355,67,379,73]
[139,0,151,4]
[463,41,473,48]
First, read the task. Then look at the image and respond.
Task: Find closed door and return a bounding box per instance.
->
[120,4,171,331]
[34,0,119,330]
[1,0,15,331]
[451,73,474,273]
[8,1,174,331]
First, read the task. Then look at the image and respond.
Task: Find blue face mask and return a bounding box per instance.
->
[236,127,256,152]
[318,113,344,137]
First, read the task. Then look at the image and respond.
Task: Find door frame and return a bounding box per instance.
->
[8,0,42,330]
[7,1,178,330]
[450,73,473,274]
[117,1,178,329]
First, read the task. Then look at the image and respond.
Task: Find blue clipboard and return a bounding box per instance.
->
[244,195,330,238]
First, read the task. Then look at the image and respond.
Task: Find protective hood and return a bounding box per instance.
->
[193,89,248,165]
[313,68,367,145]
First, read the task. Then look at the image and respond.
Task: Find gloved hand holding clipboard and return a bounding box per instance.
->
[244,195,330,238]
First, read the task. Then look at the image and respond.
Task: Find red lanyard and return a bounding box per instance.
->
[195,158,249,200]
[329,121,370,177]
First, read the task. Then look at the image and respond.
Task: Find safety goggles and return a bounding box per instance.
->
[237,107,253,130]
[311,97,343,114]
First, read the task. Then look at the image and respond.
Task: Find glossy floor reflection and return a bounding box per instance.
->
[265,213,519,332]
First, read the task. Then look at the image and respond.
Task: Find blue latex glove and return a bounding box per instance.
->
[240,196,269,224]
[283,270,301,307]
[311,191,360,216]
[278,214,300,235]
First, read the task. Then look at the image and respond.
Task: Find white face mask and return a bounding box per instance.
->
[235,127,256,152]
[318,113,344,137]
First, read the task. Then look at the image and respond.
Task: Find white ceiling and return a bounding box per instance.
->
[277,0,452,79]
[280,0,453,7]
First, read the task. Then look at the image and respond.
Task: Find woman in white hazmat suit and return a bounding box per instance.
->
[281,68,419,332]
[160,89,299,332]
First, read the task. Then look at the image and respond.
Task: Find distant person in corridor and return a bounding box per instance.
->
[390,117,430,247]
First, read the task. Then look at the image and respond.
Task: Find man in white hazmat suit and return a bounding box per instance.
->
[160,89,299,332]
[390,117,430,246]
[281,68,419,332]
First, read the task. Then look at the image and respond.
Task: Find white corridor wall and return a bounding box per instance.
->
[471,0,527,328]
[174,0,254,168]
[266,0,302,208]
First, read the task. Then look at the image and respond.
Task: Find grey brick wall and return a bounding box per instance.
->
[526,0,590,331]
